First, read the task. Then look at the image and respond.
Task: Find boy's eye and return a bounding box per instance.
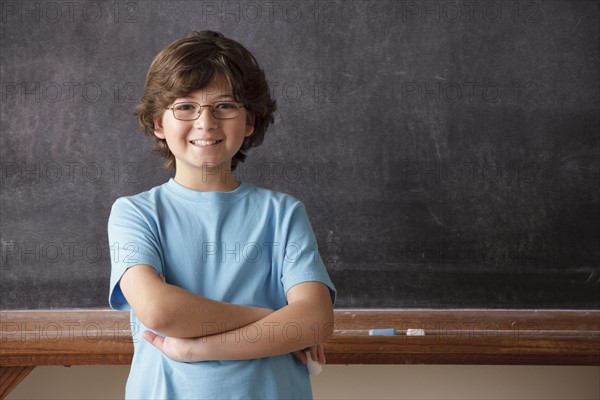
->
[174,103,197,111]
[214,102,236,110]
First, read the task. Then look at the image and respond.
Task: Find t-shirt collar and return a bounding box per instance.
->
[164,178,251,202]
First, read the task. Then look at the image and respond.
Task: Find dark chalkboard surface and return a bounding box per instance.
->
[1,0,599,309]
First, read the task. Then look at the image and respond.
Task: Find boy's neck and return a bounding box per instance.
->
[174,164,240,193]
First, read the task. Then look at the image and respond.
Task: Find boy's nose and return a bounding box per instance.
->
[193,107,218,130]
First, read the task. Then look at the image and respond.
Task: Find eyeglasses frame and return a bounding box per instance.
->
[165,101,246,121]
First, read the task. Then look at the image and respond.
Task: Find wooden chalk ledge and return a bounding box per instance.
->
[1,309,598,368]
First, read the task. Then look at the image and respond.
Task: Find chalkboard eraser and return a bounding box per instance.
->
[368,328,396,336]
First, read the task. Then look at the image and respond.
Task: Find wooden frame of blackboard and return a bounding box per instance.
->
[1,309,598,366]
[1,308,598,397]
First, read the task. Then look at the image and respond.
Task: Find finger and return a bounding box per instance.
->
[310,346,318,362]
[317,344,326,364]
[143,330,164,351]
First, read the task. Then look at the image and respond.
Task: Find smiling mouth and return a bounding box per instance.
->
[190,139,223,147]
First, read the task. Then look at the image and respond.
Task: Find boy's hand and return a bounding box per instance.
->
[292,344,326,365]
[144,329,327,366]
[143,331,200,363]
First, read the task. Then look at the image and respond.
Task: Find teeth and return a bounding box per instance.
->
[191,139,220,146]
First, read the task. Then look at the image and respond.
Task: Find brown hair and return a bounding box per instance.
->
[135,31,276,170]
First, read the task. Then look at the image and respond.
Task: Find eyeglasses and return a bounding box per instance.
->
[166,101,245,121]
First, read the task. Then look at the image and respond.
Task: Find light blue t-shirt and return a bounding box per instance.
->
[108,178,336,400]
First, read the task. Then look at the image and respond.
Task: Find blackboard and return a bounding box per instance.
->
[1,0,598,310]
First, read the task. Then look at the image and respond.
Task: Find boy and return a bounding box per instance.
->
[108,31,336,399]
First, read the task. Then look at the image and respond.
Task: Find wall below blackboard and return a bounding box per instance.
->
[7,365,600,400]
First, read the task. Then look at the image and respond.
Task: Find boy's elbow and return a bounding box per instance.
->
[135,300,174,333]
[120,265,175,333]
[307,285,335,343]
[305,299,334,344]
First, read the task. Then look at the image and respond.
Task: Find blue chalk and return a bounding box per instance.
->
[368,328,396,336]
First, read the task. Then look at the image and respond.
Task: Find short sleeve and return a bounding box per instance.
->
[107,197,163,310]
[280,203,336,305]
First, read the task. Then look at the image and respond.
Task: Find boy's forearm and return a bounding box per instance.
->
[189,299,334,361]
[120,265,273,338]
[146,282,273,338]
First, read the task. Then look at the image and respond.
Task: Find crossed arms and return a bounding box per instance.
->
[119,264,334,363]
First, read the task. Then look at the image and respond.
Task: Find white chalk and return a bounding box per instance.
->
[304,350,323,376]
[406,328,426,336]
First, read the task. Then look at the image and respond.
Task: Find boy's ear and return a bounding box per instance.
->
[154,116,165,139]
[245,112,255,137]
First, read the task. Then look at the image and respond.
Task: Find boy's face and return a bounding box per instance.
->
[154,74,255,176]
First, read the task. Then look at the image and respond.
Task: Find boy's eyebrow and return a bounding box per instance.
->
[215,93,236,99]
[179,93,236,101]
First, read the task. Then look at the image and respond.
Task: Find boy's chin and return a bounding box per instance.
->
[185,160,232,172]
[200,161,229,170]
